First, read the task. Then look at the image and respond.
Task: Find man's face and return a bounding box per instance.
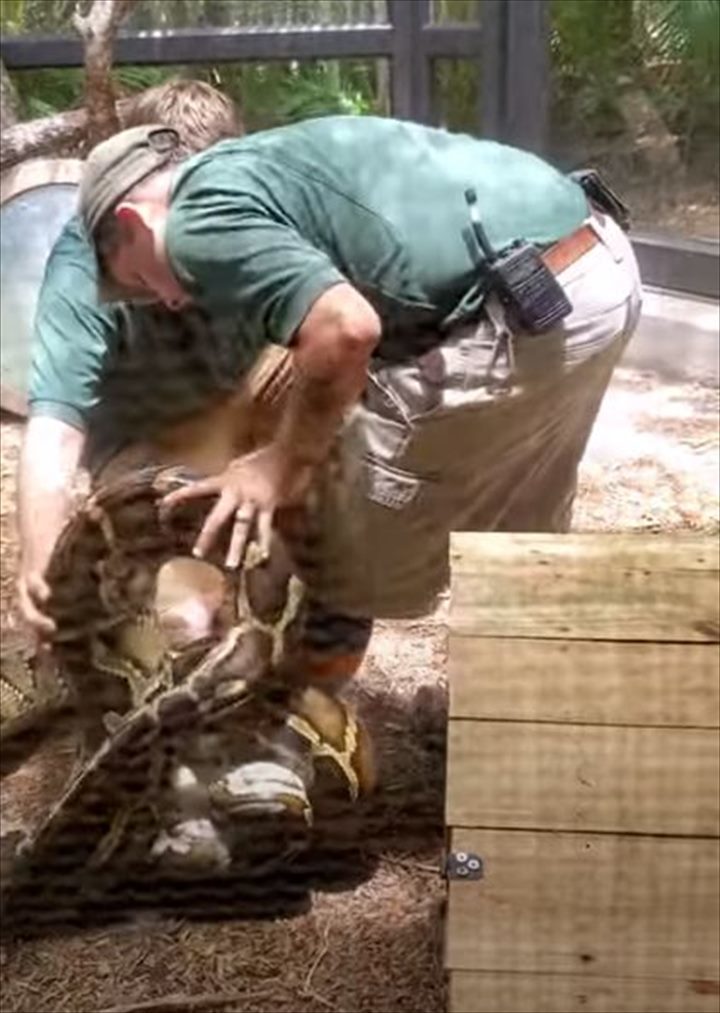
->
[105,204,191,311]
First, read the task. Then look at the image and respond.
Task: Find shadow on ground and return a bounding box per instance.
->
[1,682,448,941]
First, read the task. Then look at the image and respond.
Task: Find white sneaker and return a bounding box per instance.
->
[150,818,231,871]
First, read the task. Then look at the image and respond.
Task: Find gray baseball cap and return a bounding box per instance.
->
[79,123,181,238]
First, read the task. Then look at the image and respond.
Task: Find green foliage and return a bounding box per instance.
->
[433,60,479,135]
[431,0,480,24]
[275,71,373,122]
[550,0,720,155]
[1,0,77,34]
[112,65,169,94]
[641,0,720,77]
[2,0,382,126]
[11,68,85,119]
[210,60,378,131]
[1,0,389,33]
[639,0,720,140]
[9,57,381,130]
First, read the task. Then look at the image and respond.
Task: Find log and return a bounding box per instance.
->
[0,0,136,169]
[0,95,136,172]
[1,106,89,170]
[73,0,137,149]
[0,58,20,131]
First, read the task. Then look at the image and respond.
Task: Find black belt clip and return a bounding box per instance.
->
[569,168,632,232]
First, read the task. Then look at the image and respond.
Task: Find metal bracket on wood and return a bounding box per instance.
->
[446,851,484,880]
[388,0,432,124]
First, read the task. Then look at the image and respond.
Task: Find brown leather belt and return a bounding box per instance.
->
[541,220,600,276]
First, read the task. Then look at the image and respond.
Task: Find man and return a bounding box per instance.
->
[76,115,642,640]
[19,77,244,644]
[15,78,339,865]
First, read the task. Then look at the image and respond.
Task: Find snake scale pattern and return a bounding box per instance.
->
[0,465,375,932]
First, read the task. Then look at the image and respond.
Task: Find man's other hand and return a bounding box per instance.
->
[160,443,312,570]
[18,568,56,639]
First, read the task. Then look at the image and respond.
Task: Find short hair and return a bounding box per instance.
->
[94,79,241,274]
[122,77,243,154]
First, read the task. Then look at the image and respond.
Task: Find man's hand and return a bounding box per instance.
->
[18,416,85,640]
[17,569,56,639]
[162,283,380,568]
[160,443,313,569]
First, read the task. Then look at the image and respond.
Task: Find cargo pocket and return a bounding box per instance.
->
[364,456,424,511]
[356,455,449,618]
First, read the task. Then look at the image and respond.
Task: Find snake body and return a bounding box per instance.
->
[0,465,375,923]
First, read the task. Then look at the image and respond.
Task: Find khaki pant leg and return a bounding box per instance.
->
[468,330,630,534]
[297,214,642,620]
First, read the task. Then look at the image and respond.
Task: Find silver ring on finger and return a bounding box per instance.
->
[233,504,256,525]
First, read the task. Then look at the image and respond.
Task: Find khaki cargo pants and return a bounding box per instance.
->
[293,209,643,619]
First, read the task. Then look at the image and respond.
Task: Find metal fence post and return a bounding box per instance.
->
[388,0,431,123]
[480,0,506,141]
[481,0,549,154]
[504,0,549,154]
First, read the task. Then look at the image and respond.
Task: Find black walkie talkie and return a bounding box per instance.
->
[465,188,573,335]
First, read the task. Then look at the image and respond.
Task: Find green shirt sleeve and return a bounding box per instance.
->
[28,219,116,430]
[167,167,346,348]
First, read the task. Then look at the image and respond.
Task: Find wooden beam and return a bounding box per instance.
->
[1,24,484,69]
[449,533,719,643]
[447,720,720,835]
[632,232,720,301]
[446,534,720,1009]
[388,0,432,124]
[446,828,720,978]
[450,970,720,1013]
[449,637,720,728]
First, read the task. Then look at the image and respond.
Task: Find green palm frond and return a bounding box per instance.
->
[279,73,372,123]
[12,66,85,117]
[0,0,28,33]
[639,0,720,76]
[113,65,171,94]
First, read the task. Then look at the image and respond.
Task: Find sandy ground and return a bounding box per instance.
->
[573,367,719,533]
[0,364,718,1013]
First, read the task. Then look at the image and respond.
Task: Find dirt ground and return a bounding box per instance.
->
[0,364,718,1013]
[621,177,719,241]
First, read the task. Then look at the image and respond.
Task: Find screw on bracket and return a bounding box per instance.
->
[446,851,484,880]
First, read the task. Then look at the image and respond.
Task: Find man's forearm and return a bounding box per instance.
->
[273,284,380,474]
[19,416,86,577]
[274,358,363,470]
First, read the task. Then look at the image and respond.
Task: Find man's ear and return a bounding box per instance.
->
[115,201,152,236]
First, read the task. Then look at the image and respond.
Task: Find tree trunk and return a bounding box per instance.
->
[616,88,683,177]
[0,107,88,170]
[0,0,137,170]
[0,58,20,131]
[0,95,137,172]
[73,0,136,150]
